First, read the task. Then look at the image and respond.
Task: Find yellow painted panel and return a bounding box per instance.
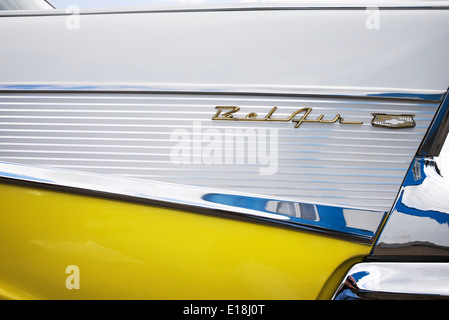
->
[0,183,371,299]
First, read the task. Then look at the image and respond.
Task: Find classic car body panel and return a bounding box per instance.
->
[0,182,369,299]
[0,90,440,214]
[1,5,449,90]
[1,1,449,300]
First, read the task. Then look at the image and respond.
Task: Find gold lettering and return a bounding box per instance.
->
[213,106,240,120]
[212,106,363,128]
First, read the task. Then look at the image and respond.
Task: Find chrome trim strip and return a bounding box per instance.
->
[333,262,449,300]
[419,89,449,156]
[1,2,449,17]
[0,83,445,102]
[0,161,386,243]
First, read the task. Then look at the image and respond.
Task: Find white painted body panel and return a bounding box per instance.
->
[0,4,449,90]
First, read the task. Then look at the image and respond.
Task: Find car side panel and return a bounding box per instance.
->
[0,182,369,299]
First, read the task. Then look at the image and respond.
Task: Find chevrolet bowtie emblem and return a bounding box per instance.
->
[371,113,416,129]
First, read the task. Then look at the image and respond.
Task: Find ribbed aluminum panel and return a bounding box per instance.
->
[0,92,439,211]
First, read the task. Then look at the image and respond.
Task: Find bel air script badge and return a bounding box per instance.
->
[212,107,417,130]
[212,106,363,128]
[371,113,416,129]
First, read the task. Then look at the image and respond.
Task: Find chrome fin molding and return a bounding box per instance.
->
[332,90,449,299]
[1,1,449,17]
[0,83,445,102]
[0,84,445,243]
[0,161,385,243]
[333,263,449,300]
[0,85,441,212]
[370,91,449,259]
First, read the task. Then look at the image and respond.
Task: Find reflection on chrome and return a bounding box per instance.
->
[0,83,445,101]
[333,263,449,300]
[265,200,319,221]
[202,193,385,240]
[372,133,449,257]
[0,161,386,243]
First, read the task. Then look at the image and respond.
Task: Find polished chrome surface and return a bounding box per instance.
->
[333,262,449,299]
[419,91,449,156]
[0,83,445,101]
[0,161,386,243]
[2,1,449,15]
[0,89,438,212]
[372,133,449,258]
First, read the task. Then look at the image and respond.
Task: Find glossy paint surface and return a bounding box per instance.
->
[0,182,369,300]
[1,7,449,91]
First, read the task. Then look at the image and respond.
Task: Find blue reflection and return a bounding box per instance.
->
[202,193,383,238]
[351,271,369,282]
[402,158,427,186]
[368,92,444,102]
[395,191,449,226]
[0,171,52,183]
[396,158,449,226]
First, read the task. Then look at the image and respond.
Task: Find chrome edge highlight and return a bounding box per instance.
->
[1,1,449,17]
[333,262,449,300]
[370,90,449,259]
[0,83,445,102]
[419,89,449,156]
[370,155,449,258]
[0,161,386,244]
